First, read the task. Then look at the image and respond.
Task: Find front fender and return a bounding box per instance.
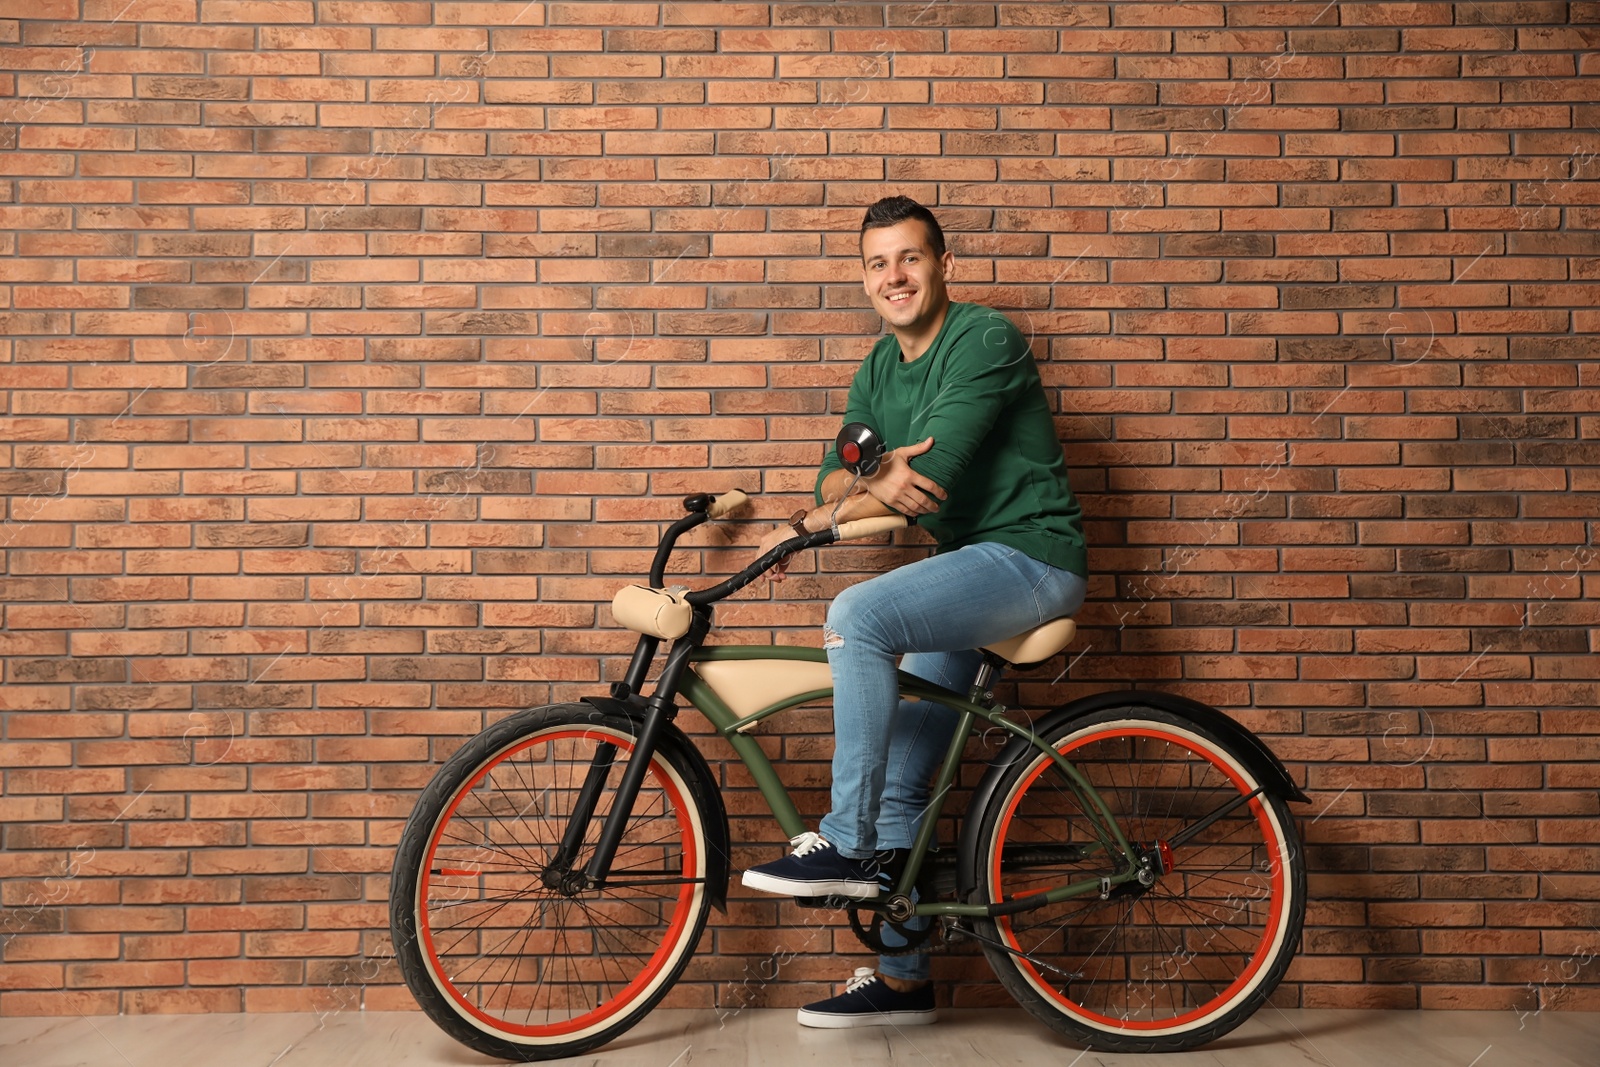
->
[956,690,1308,899]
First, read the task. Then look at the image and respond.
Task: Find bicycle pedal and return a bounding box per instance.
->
[793,894,855,910]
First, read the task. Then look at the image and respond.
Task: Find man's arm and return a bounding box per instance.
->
[804,478,896,530]
[758,474,905,583]
[819,437,946,518]
[759,442,941,582]
[817,468,858,506]
[904,312,1035,493]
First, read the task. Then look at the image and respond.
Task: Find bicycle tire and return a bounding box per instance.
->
[970,705,1305,1052]
[389,703,716,1062]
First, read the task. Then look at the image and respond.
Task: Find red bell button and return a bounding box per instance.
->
[842,442,860,463]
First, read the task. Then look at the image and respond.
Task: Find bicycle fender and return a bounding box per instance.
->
[581,696,732,912]
[956,690,1308,899]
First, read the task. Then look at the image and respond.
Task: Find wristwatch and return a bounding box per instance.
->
[788,509,810,536]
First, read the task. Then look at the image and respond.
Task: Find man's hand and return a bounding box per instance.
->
[757,522,800,583]
[863,436,947,516]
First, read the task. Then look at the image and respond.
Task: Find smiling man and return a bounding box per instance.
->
[742,196,1091,1028]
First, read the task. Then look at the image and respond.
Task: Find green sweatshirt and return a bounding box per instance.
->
[815,301,1088,578]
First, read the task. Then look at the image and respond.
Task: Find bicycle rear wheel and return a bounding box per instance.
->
[390,704,715,1062]
[971,706,1304,1052]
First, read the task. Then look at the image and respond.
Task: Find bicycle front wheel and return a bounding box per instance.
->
[390,704,716,1062]
[971,706,1305,1053]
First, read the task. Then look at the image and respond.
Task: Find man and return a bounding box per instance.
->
[742,196,1089,1028]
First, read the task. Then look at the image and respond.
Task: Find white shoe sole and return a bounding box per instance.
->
[740,869,880,899]
[796,1007,937,1029]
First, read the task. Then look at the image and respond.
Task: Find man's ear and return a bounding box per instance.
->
[939,250,955,278]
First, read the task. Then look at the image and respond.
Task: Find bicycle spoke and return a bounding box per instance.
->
[977,711,1302,1047]
[400,713,710,1050]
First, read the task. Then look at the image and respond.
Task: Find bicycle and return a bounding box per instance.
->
[389,426,1310,1061]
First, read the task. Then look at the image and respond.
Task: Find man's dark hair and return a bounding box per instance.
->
[860,196,946,259]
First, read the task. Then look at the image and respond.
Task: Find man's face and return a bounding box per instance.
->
[860,220,954,335]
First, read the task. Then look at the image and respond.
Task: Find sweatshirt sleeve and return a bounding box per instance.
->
[905,312,1034,492]
[815,354,878,505]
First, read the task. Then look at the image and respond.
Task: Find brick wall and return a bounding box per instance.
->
[2,0,1598,1020]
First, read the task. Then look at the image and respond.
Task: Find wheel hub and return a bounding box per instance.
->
[540,864,591,896]
[1110,840,1174,897]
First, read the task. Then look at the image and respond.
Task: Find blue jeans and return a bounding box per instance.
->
[815,542,1088,981]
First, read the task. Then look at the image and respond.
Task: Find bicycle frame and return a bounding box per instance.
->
[579,633,1146,920]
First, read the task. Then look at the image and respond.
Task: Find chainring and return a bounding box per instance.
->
[847,906,938,956]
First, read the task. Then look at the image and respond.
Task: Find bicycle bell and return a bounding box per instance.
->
[835,422,886,477]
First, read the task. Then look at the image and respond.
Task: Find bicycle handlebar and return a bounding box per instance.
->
[642,489,910,609]
[643,490,752,586]
[705,489,748,519]
[683,510,910,607]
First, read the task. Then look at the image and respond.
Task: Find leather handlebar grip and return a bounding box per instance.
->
[706,489,749,519]
[833,514,910,542]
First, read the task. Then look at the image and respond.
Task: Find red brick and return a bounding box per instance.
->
[0,990,120,1015]
[0,964,66,991]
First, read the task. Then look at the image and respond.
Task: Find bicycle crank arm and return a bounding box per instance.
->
[793,894,863,910]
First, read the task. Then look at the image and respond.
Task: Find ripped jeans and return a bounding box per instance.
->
[815,541,1087,981]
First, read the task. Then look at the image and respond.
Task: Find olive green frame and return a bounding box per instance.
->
[682,645,1142,917]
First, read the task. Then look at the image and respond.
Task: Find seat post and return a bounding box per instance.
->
[968,651,1008,707]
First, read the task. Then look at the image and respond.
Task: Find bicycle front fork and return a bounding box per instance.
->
[556,617,707,890]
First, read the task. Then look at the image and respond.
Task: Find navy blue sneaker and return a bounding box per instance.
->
[796,968,937,1029]
[741,832,882,899]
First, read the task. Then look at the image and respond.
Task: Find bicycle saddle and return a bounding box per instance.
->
[980,616,1077,668]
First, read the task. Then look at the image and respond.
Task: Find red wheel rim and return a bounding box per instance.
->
[991,725,1286,1032]
[418,728,699,1037]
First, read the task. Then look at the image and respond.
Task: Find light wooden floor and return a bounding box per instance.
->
[1,1007,1595,1066]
